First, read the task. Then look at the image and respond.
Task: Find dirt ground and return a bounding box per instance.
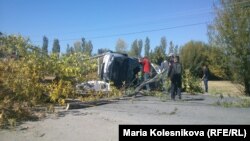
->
[207,81,243,96]
[0,93,250,141]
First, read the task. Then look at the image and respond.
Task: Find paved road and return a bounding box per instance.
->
[1,94,250,141]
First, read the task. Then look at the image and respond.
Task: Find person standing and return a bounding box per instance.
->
[168,53,175,67]
[202,65,209,93]
[160,56,169,92]
[141,56,151,91]
[136,57,143,85]
[160,56,169,73]
[168,56,182,100]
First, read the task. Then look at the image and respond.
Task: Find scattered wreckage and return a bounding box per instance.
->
[69,51,166,110]
[76,51,164,94]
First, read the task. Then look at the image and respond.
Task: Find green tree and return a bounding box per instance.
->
[180,41,207,76]
[0,34,29,57]
[115,38,127,53]
[129,39,142,57]
[149,37,167,65]
[66,44,73,55]
[98,48,109,54]
[52,39,60,54]
[138,39,143,57]
[208,0,250,95]
[180,41,227,79]
[174,45,179,55]
[81,37,86,53]
[153,37,167,64]
[42,36,48,55]
[85,40,93,56]
[0,33,101,127]
[150,46,163,65]
[204,45,228,79]
[144,37,150,57]
[74,41,82,53]
[169,41,174,54]
[160,36,167,54]
[129,39,138,57]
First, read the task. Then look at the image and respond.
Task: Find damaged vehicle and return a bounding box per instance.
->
[76,51,161,93]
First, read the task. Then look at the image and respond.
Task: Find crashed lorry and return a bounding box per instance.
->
[76,51,162,93]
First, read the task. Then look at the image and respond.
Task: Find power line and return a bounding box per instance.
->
[30,0,250,37]
[28,7,213,38]
[30,11,212,38]
[31,21,209,43]
[88,22,209,40]
[69,0,250,41]
[28,0,250,44]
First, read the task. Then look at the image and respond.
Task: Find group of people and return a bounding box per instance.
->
[137,53,209,101]
[137,54,182,100]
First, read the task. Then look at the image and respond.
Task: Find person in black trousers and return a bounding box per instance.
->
[202,65,209,93]
[168,56,182,100]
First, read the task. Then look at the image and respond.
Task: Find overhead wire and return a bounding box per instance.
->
[28,0,249,44]
[32,0,250,37]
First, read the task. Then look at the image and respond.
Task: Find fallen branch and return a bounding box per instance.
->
[65,96,130,110]
[134,70,166,93]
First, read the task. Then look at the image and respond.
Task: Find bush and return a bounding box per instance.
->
[182,69,204,94]
[0,34,99,127]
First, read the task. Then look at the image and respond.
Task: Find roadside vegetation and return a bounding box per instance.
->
[0,0,249,128]
[0,35,99,127]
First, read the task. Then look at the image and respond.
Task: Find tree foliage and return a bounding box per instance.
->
[0,34,30,58]
[149,37,167,65]
[85,40,93,56]
[169,41,174,54]
[97,48,109,54]
[74,41,82,53]
[160,36,167,54]
[129,39,142,57]
[150,46,164,65]
[182,69,204,94]
[0,34,98,127]
[68,38,93,56]
[174,45,179,55]
[115,38,127,53]
[52,39,60,54]
[42,36,48,55]
[138,39,143,56]
[66,44,73,55]
[144,37,150,57]
[204,45,228,79]
[180,41,228,79]
[208,0,250,95]
[180,41,207,76]
[81,37,86,53]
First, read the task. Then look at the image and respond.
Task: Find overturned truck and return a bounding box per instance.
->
[76,51,162,93]
[99,52,139,87]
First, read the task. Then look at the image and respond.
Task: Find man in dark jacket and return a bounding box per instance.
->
[168,56,182,100]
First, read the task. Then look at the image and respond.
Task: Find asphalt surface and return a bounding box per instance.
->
[0,94,250,141]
